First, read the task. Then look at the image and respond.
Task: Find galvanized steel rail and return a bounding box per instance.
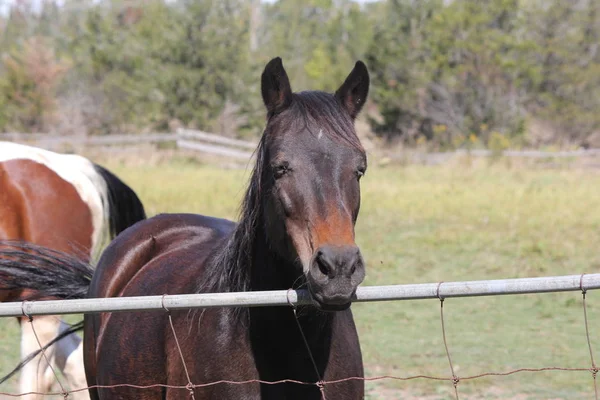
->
[1,273,598,318]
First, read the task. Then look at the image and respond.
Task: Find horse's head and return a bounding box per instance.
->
[259,57,369,311]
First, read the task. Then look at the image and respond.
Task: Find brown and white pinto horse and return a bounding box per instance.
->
[0,142,146,398]
[0,58,369,399]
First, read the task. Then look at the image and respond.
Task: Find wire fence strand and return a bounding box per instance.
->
[1,367,598,398]
[581,274,599,399]
[287,290,327,400]
[24,313,69,399]
[437,282,460,400]
[162,294,196,400]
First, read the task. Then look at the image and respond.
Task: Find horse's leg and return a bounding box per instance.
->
[62,344,89,400]
[53,321,89,400]
[19,316,61,400]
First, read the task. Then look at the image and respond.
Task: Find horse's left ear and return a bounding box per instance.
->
[262,57,293,116]
[335,61,369,119]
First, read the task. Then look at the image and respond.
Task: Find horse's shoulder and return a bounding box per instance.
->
[150,213,236,235]
[90,213,235,299]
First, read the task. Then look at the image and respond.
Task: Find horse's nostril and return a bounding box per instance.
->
[350,263,356,275]
[317,256,330,277]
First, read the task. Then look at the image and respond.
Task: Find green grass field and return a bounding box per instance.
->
[1,155,599,399]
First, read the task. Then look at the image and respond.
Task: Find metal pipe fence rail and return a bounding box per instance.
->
[0,273,598,399]
[0,273,599,317]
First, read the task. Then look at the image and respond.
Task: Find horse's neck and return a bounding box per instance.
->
[248,306,334,383]
[247,236,335,380]
[249,236,298,291]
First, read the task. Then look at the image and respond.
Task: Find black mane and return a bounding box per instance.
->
[199,133,268,295]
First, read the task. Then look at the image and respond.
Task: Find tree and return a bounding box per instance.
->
[522,0,600,145]
[0,36,69,132]
[366,0,531,147]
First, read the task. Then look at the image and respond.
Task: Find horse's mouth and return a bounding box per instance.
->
[314,301,351,312]
[308,290,353,312]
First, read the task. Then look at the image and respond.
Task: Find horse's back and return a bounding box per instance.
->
[0,142,105,211]
[0,142,107,254]
[0,142,100,249]
[88,213,235,299]
[0,159,97,303]
[84,213,237,397]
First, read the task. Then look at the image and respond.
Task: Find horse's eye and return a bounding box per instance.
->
[356,167,366,179]
[273,163,291,179]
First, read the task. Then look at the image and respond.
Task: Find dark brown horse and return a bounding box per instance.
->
[0,144,146,398]
[0,57,370,399]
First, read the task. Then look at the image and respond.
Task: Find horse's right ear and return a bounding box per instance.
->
[261,57,293,115]
[335,61,369,119]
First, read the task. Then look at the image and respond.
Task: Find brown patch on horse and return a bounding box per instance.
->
[310,205,355,248]
[0,159,93,302]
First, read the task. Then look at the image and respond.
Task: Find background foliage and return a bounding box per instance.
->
[0,0,598,148]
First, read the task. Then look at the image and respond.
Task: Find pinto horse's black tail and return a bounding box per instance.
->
[0,240,93,300]
[0,240,92,384]
[93,163,147,238]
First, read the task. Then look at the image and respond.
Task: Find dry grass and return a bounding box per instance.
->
[1,153,599,398]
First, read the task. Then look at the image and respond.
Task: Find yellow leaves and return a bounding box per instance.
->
[415,135,427,147]
[488,131,511,154]
[433,124,447,134]
[0,36,70,131]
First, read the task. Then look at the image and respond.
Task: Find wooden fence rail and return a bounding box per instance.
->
[2,131,600,162]
[0,130,256,159]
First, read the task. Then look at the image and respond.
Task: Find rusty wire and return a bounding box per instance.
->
[23,304,69,399]
[437,282,460,399]
[581,274,599,399]
[163,294,196,400]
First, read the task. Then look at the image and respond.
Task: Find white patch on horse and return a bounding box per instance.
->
[318,129,323,140]
[19,317,59,398]
[56,322,89,400]
[0,142,108,259]
[18,318,90,400]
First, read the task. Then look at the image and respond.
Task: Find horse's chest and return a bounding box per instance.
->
[182,310,363,399]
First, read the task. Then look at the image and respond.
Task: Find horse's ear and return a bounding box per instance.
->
[335,61,369,119]
[261,57,293,115]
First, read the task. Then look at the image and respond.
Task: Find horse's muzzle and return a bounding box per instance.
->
[307,245,365,311]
